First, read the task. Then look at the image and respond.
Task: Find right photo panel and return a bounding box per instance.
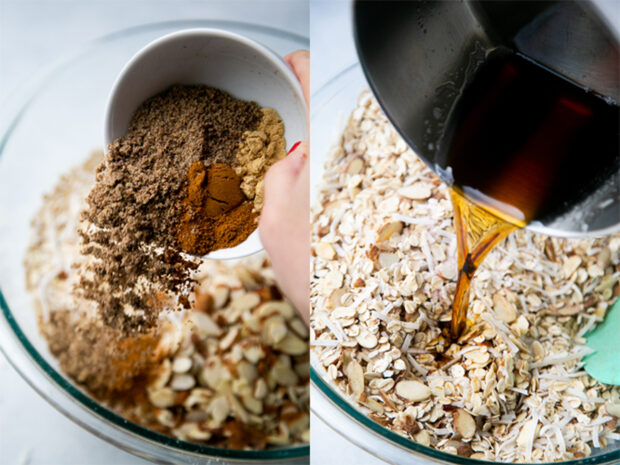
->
[310,1,620,464]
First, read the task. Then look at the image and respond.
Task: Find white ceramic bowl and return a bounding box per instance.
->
[104,28,308,260]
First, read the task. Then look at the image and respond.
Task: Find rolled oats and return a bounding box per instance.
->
[311,90,620,462]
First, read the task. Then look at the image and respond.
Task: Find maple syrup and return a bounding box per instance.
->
[440,48,619,338]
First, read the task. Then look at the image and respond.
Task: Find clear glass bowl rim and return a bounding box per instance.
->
[309,62,620,465]
[0,19,309,462]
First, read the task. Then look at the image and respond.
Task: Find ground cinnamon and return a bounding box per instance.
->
[177,162,257,255]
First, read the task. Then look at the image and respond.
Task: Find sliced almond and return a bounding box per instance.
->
[219,326,239,351]
[377,221,403,242]
[254,378,268,400]
[324,270,344,289]
[256,301,296,320]
[227,392,250,424]
[289,318,309,338]
[201,358,232,390]
[356,331,378,349]
[315,242,336,260]
[270,364,299,386]
[154,408,176,428]
[516,418,538,449]
[207,396,230,425]
[345,359,365,396]
[399,184,431,200]
[210,285,228,309]
[453,409,476,440]
[170,373,196,391]
[414,429,431,446]
[186,424,212,441]
[531,340,545,361]
[189,312,222,337]
[563,255,582,278]
[148,387,176,408]
[242,394,263,415]
[606,402,620,418]
[274,333,308,355]
[345,156,365,175]
[171,356,193,374]
[262,315,288,345]
[437,261,457,281]
[237,360,258,384]
[328,288,347,309]
[539,304,581,316]
[378,252,399,268]
[184,388,211,409]
[231,292,261,314]
[242,345,266,364]
[493,292,517,323]
[395,380,431,402]
[150,359,172,389]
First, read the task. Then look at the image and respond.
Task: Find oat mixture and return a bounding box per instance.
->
[310,91,620,462]
[79,86,286,334]
[25,153,309,449]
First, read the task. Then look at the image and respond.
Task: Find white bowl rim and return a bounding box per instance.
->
[104,26,308,147]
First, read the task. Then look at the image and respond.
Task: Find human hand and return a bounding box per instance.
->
[259,50,310,324]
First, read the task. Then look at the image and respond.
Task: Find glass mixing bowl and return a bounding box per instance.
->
[309,64,620,465]
[0,20,308,464]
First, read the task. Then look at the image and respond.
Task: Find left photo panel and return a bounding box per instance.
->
[0,1,310,463]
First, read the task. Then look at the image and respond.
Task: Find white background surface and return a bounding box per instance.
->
[0,2,309,465]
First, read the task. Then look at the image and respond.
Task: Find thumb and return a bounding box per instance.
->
[265,142,308,191]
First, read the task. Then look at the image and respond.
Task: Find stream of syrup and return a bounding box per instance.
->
[443,48,619,339]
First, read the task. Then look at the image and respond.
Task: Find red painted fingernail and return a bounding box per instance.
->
[287,141,302,155]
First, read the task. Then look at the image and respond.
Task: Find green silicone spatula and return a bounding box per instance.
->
[584,297,620,385]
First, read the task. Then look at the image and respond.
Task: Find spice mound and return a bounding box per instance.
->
[310,91,620,462]
[25,153,309,449]
[178,162,257,255]
[80,85,286,333]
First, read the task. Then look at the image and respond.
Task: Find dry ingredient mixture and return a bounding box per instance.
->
[80,85,286,333]
[25,152,309,448]
[310,91,620,462]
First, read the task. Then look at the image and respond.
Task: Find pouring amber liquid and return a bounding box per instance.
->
[443,48,619,339]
